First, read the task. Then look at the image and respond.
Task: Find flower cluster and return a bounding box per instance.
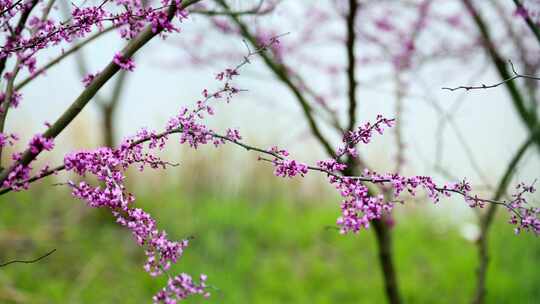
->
[509,182,539,234]
[339,115,395,158]
[0,31,284,281]
[38,38,283,302]
[54,41,285,299]
[0,90,22,109]
[2,163,31,191]
[113,52,136,71]
[225,128,242,141]
[0,132,18,147]
[0,0,188,56]
[317,159,347,173]
[336,178,390,233]
[82,72,100,87]
[273,159,309,178]
[0,0,191,109]
[165,106,214,149]
[0,133,53,191]
[28,134,54,154]
[64,142,207,301]
[153,274,210,303]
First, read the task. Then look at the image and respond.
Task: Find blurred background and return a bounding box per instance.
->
[0,0,539,303]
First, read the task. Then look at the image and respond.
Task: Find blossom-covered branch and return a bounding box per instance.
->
[3,113,538,237]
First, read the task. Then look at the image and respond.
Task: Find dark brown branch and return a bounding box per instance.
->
[103,70,128,147]
[442,60,540,91]
[0,248,56,268]
[345,0,359,131]
[372,219,401,304]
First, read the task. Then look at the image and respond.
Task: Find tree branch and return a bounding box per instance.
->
[442,60,540,91]
[0,248,56,268]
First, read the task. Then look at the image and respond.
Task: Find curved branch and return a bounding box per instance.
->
[442,60,540,91]
[0,249,56,268]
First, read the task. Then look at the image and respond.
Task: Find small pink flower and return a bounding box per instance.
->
[113,52,136,71]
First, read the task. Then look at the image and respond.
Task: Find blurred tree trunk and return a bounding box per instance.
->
[345,164,402,304]
[102,70,128,147]
[462,1,540,303]
[372,220,401,304]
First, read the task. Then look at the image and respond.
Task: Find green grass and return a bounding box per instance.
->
[0,188,538,303]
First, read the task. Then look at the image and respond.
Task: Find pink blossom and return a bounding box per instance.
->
[113,52,136,71]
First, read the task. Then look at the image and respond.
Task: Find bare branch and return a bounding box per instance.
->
[442,60,540,91]
[0,249,56,268]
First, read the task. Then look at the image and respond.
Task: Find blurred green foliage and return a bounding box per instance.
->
[0,187,538,303]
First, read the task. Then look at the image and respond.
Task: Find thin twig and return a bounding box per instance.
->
[442,60,540,91]
[0,249,56,268]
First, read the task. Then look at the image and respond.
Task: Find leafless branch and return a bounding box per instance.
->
[442,60,540,91]
[0,249,56,268]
